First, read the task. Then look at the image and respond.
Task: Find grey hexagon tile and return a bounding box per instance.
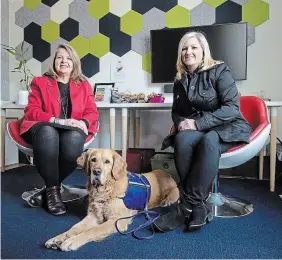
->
[143,8,166,31]
[32,3,51,26]
[41,56,53,74]
[15,6,33,28]
[50,37,69,55]
[131,29,151,55]
[78,16,99,39]
[190,2,216,26]
[69,0,88,22]
[15,41,33,62]
[247,23,255,46]
[230,0,250,5]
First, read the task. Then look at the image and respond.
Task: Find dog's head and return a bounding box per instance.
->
[77,149,127,186]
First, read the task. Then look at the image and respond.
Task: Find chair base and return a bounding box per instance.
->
[206,192,254,218]
[22,184,88,208]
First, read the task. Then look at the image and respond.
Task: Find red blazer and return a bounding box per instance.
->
[20,76,99,139]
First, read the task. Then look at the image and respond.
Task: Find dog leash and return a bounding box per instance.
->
[115,174,160,240]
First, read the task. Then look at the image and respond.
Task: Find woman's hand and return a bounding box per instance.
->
[178,119,197,131]
[60,119,88,135]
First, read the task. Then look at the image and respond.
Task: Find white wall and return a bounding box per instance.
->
[3,0,282,166]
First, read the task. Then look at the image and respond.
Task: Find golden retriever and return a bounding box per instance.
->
[45,149,179,251]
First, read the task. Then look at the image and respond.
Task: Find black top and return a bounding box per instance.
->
[58,82,71,119]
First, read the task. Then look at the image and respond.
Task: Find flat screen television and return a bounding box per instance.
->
[150,23,247,83]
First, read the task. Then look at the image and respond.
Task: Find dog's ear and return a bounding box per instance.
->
[111,151,127,180]
[77,149,92,175]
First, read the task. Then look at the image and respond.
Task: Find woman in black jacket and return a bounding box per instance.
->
[154,31,252,232]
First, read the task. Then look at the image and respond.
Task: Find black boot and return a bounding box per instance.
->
[44,186,66,215]
[153,200,192,233]
[187,202,213,231]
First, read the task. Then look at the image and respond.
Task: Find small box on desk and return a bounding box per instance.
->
[151,153,180,183]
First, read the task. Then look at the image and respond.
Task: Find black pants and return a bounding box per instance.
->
[174,130,235,205]
[23,125,86,187]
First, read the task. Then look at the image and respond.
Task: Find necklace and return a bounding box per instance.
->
[61,97,68,119]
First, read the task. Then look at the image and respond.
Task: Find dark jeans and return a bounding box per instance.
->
[174,130,235,205]
[23,125,86,187]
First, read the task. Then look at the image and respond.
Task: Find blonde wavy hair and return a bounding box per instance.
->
[46,44,87,83]
[175,31,223,80]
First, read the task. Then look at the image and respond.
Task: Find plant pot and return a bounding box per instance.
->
[17,90,29,105]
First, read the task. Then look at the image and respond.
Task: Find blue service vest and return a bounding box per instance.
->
[120,172,151,210]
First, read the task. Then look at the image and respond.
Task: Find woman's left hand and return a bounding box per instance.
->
[78,120,88,135]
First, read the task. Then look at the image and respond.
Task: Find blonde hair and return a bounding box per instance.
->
[175,31,223,80]
[46,44,87,83]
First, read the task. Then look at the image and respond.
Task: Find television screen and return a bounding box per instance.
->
[150,23,247,83]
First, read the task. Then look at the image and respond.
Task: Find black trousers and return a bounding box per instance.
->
[23,124,86,187]
[174,130,235,205]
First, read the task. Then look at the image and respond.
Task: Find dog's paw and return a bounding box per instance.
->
[60,236,84,252]
[45,235,65,250]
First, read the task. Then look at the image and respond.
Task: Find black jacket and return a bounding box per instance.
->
[162,62,252,150]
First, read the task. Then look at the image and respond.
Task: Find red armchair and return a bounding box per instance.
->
[6,118,99,207]
[169,96,271,218]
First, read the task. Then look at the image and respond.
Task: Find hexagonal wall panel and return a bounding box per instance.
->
[89,33,110,58]
[242,0,269,27]
[50,0,74,24]
[110,31,131,57]
[42,20,60,43]
[60,18,79,41]
[41,56,52,74]
[143,8,165,31]
[166,5,191,28]
[32,4,51,26]
[191,2,216,26]
[131,29,150,55]
[15,41,33,62]
[204,0,227,8]
[81,54,99,78]
[247,23,255,46]
[27,58,42,77]
[132,0,178,14]
[33,39,51,62]
[69,0,99,38]
[42,0,59,7]
[24,22,41,45]
[50,37,69,54]
[15,7,33,28]
[216,1,242,24]
[142,51,151,73]
[178,0,202,10]
[99,13,120,38]
[230,0,250,5]
[89,0,109,19]
[24,0,41,10]
[109,0,131,17]
[121,10,143,36]
[69,35,90,58]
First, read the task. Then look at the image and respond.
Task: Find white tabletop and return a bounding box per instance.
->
[1,100,282,110]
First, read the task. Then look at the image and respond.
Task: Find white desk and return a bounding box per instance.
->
[1,101,282,192]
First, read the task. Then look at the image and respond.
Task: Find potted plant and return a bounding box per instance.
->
[1,41,35,105]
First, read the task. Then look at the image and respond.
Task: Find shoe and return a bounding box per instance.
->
[153,200,192,233]
[44,186,66,215]
[187,202,213,231]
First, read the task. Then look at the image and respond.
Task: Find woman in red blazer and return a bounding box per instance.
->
[21,44,99,215]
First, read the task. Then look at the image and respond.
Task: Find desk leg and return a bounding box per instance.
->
[270,107,278,192]
[259,147,264,180]
[122,108,128,161]
[127,110,131,148]
[110,108,115,150]
[134,110,140,148]
[1,116,6,172]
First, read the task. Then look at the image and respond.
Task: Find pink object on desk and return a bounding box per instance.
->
[149,96,165,103]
